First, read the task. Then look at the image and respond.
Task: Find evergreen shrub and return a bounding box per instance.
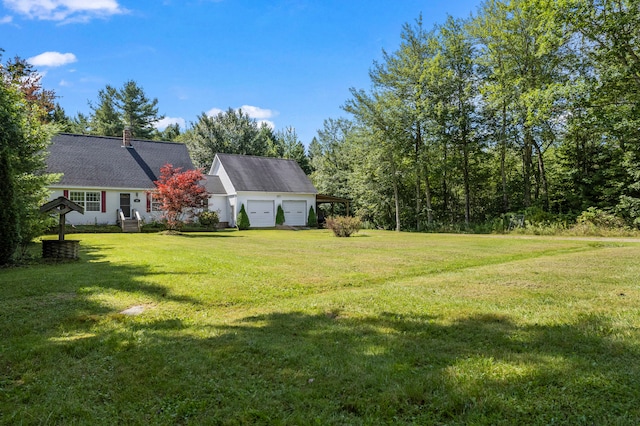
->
[237,204,251,230]
[276,205,285,225]
[307,206,317,228]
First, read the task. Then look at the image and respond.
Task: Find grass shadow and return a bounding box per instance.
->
[3,306,638,424]
[0,241,201,339]
[3,234,640,423]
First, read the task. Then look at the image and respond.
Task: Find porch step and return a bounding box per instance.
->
[121,219,140,233]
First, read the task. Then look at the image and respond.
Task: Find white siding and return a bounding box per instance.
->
[48,186,316,229]
[210,157,236,195]
[208,195,229,223]
[49,188,162,225]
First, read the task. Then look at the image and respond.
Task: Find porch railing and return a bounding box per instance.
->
[117,208,142,232]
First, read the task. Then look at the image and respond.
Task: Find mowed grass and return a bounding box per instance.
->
[1,230,640,425]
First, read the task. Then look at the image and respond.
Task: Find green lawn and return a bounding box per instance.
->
[1,230,640,425]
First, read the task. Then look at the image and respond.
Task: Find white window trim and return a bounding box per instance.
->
[70,191,101,212]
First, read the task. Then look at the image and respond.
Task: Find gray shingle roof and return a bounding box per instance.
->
[202,175,227,195]
[216,153,317,193]
[46,133,195,189]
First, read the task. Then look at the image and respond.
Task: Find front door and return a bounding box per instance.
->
[120,193,131,218]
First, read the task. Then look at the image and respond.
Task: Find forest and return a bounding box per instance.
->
[309,0,640,231]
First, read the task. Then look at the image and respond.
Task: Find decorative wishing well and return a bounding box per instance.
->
[39,196,84,259]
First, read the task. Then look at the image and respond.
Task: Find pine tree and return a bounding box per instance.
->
[273,127,311,174]
[89,80,163,138]
[117,80,163,139]
[89,85,121,136]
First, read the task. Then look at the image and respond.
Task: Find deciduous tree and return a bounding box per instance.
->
[153,123,181,141]
[153,164,208,231]
[1,53,57,123]
[345,90,411,231]
[367,16,435,229]
[560,0,640,223]
[183,108,271,168]
[309,1,640,230]
[309,118,355,199]
[473,0,570,210]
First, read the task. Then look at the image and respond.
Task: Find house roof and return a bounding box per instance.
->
[215,153,317,194]
[46,133,195,189]
[202,175,227,195]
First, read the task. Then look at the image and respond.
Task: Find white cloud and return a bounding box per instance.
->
[0,15,12,24]
[3,0,127,22]
[238,105,276,120]
[28,51,77,67]
[154,116,186,130]
[59,79,71,87]
[257,120,275,129]
[206,105,278,126]
[205,107,224,117]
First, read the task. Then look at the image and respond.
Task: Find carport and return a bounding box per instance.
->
[316,194,351,220]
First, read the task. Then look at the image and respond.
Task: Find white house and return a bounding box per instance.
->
[205,153,317,228]
[45,131,318,229]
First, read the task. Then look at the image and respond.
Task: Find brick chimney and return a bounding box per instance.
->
[123,127,132,147]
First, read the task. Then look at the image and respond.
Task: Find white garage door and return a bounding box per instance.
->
[247,200,274,227]
[282,200,307,226]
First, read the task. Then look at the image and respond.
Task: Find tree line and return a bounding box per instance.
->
[310,0,640,231]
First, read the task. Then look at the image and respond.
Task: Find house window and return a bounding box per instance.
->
[70,191,101,212]
[151,195,162,212]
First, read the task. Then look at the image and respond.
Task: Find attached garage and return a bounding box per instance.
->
[282,200,307,226]
[247,200,275,227]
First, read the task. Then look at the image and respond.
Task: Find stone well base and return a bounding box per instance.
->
[42,240,80,259]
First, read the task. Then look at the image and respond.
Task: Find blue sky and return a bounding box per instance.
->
[1,0,481,145]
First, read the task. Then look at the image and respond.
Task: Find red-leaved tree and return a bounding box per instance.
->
[153,164,209,230]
